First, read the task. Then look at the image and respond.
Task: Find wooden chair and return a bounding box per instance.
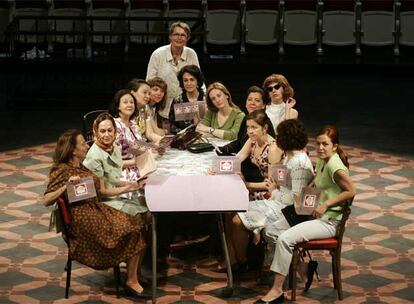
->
[289,198,353,301]
[56,197,121,299]
[82,109,106,144]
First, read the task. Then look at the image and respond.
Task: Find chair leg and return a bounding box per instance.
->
[335,250,343,300]
[113,265,121,299]
[65,258,72,299]
[290,248,299,301]
[331,250,337,290]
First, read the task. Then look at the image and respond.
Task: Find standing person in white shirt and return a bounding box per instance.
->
[263,74,299,135]
[146,21,201,121]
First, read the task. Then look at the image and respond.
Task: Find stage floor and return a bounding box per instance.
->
[0,139,413,303]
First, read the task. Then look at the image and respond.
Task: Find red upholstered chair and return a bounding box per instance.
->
[56,197,121,299]
[289,198,353,301]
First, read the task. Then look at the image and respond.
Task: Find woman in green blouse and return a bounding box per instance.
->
[255,125,355,304]
[196,82,245,140]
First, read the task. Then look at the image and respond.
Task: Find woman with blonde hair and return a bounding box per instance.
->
[262,74,298,135]
[196,82,245,140]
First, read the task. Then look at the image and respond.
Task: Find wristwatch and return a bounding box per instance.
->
[209,127,215,134]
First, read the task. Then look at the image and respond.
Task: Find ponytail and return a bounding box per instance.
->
[336,146,349,169]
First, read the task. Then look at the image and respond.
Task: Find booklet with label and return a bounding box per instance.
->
[268,164,292,189]
[212,156,241,174]
[197,100,207,118]
[127,139,159,156]
[66,176,97,203]
[295,187,322,215]
[135,150,157,179]
[174,102,200,121]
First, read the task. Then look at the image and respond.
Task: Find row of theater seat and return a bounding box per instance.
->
[1,0,413,56]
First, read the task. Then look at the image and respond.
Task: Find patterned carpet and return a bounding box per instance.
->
[0,141,413,304]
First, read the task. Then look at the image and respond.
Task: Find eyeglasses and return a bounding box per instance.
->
[266,83,282,93]
[172,33,187,38]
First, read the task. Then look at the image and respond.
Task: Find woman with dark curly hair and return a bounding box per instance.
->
[169,64,206,133]
[226,119,314,272]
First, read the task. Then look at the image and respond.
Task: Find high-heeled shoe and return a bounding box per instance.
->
[253,293,285,303]
[124,283,151,298]
[304,260,318,291]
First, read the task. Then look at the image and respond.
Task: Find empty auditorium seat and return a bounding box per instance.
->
[245,0,279,46]
[0,0,12,43]
[91,0,126,44]
[283,0,319,45]
[206,0,242,46]
[14,0,51,44]
[400,0,414,47]
[51,0,88,44]
[322,0,356,47]
[361,0,396,50]
[129,0,167,45]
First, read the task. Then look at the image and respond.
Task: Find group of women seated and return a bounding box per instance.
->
[41,67,355,303]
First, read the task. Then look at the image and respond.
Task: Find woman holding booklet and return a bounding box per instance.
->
[169,64,206,133]
[83,112,150,217]
[226,119,314,277]
[108,89,159,181]
[42,129,149,297]
[255,125,355,304]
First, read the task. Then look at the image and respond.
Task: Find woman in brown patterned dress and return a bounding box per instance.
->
[41,129,149,296]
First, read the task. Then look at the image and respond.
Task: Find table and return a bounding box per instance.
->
[145,141,249,303]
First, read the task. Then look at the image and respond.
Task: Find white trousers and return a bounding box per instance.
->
[269,219,337,276]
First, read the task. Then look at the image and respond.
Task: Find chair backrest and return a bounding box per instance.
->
[83,109,106,143]
[335,197,354,245]
[361,0,395,46]
[400,0,414,46]
[322,0,356,46]
[284,0,319,45]
[206,0,242,45]
[245,0,279,45]
[56,197,71,237]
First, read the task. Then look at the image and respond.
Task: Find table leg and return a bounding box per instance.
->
[152,214,157,303]
[217,213,233,297]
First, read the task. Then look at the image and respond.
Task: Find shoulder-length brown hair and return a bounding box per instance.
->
[262,74,294,103]
[147,77,168,112]
[206,82,238,112]
[53,129,83,165]
[317,125,349,168]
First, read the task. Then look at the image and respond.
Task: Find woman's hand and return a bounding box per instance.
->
[125,181,142,192]
[154,145,166,156]
[68,176,81,184]
[285,97,296,110]
[312,204,327,218]
[265,177,278,193]
[136,177,148,189]
[206,167,216,175]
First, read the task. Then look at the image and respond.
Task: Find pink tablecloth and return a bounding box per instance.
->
[145,175,249,212]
